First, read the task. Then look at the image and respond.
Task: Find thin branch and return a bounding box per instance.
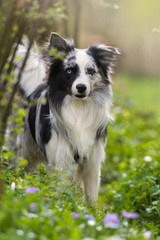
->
[0,156,3,197]
[0,21,26,102]
[0,0,51,149]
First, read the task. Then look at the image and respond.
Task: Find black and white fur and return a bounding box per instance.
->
[14,33,119,203]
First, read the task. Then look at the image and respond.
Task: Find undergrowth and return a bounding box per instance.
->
[1,75,160,240]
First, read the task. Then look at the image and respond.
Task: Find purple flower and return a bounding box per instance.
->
[29,203,37,211]
[85,209,88,214]
[86,214,95,221]
[104,213,120,229]
[86,214,96,226]
[122,211,139,219]
[72,212,79,219]
[25,187,39,194]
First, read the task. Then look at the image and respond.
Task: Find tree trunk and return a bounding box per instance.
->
[0,157,3,197]
[73,0,82,47]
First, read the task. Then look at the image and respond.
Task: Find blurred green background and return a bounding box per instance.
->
[56,0,160,116]
[61,0,160,75]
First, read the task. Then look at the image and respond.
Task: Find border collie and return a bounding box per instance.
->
[13,33,119,203]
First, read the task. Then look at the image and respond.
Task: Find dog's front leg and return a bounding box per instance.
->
[83,140,106,204]
[83,161,101,203]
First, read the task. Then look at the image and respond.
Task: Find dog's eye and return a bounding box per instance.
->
[66,69,72,75]
[87,68,96,76]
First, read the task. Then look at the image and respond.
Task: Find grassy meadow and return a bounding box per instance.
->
[114,73,160,115]
[1,72,160,240]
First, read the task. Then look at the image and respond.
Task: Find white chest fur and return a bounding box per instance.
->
[45,95,111,176]
[61,96,110,158]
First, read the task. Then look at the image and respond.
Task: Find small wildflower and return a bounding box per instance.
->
[96,226,102,231]
[82,238,95,240]
[11,182,16,191]
[146,208,152,213]
[143,231,152,239]
[104,213,120,229]
[25,187,39,194]
[72,212,79,219]
[144,156,152,162]
[84,209,88,214]
[16,229,24,236]
[27,232,37,238]
[79,223,85,228]
[123,221,129,227]
[86,214,96,226]
[29,203,37,211]
[108,236,125,240]
[26,213,38,218]
[78,206,85,211]
[88,220,96,226]
[122,211,139,219]
[86,214,95,221]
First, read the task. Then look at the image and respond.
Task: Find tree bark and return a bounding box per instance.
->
[73,0,82,47]
[0,156,3,197]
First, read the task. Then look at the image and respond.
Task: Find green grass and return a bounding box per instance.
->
[1,72,160,239]
[114,72,160,115]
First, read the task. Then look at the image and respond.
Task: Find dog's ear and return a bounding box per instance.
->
[49,32,74,53]
[88,44,120,81]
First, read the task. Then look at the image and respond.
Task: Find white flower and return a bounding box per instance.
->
[26,213,38,218]
[144,156,152,162]
[122,173,127,178]
[146,208,152,213]
[82,238,95,240]
[107,236,125,240]
[27,232,37,239]
[130,158,137,164]
[123,221,129,227]
[11,182,15,191]
[87,220,96,226]
[16,229,24,236]
[143,231,152,239]
[96,226,102,231]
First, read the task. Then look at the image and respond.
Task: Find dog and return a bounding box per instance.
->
[12,32,119,203]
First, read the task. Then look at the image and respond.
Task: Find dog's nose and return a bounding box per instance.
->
[76,84,86,93]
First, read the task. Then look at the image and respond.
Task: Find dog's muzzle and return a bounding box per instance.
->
[75,84,87,98]
[76,84,86,93]
[72,79,90,99]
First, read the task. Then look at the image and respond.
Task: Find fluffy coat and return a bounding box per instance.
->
[13,33,119,203]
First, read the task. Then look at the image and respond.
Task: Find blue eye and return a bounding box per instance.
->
[66,69,72,75]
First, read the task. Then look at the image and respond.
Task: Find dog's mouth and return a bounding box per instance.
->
[75,94,87,99]
[72,83,90,99]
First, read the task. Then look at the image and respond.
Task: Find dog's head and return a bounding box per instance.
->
[48,32,119,104]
